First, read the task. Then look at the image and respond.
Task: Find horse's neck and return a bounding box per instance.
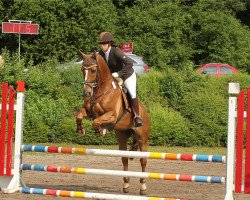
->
[97,70,110,85]
[97,59,113,85]
[94,56,116,96]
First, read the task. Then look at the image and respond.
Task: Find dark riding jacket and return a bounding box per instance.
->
[99,46,134,81]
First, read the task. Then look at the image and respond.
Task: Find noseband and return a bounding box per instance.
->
[82,57,115,89]
[82,64,99,90]
[82,60,117,110]
[81,56,129,125]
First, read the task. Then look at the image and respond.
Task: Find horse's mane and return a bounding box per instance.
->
[79,51,112,83]
[95,52,112,77]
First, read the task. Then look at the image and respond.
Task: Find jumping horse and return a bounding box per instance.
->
[76,51,150,195]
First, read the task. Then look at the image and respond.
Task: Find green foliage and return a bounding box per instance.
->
[59,64,83,99]
[149,103,194,146]
[54,117,117,145]
[116,0,250,71]
[119,1,194,69]
[56,86,81,113]
[137,69,167,107]
[24,61,62,96]
[189,5,250,70]
[180,86,228,146]
[159,69,185,110]
[1,0,118,63]
[223,72,250,91]
[180,73,250,146]
[0,50,27,85]
[24,91,69,142]
[1,50,250,147]
[1,1,250,147]
[138,67,250,147]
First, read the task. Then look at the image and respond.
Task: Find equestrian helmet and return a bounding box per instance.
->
[98,32,114,43]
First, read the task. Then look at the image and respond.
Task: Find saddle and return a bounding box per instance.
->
[100,78,132,132]
[113,77,132,112]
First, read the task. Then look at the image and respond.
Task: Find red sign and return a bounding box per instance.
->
[120,42,133,54]
[2,22,39,35]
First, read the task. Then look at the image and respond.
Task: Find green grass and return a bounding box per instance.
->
[24,143,227,156]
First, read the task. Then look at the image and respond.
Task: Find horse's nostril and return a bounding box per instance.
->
[85,91,92,97]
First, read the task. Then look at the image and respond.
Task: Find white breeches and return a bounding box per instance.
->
[124,72,137,98]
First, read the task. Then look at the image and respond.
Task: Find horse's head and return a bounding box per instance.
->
[79,51,111,98]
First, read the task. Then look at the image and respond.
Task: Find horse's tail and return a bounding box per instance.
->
[129,132,138,160]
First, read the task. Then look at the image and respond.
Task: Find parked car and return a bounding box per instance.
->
[196,63,238,76]
[125,53,150,75]
[73,53,150,76]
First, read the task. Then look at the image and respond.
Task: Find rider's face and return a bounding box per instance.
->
[99,42,109,52]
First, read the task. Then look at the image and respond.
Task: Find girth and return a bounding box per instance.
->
[104,91,131,131]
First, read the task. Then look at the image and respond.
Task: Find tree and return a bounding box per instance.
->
[189,0,250,71]
[117,0,250,71]
[1,0,118,63]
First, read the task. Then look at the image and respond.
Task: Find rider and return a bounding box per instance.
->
[98,31,143,127]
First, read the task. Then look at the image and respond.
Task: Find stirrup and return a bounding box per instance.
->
[134,116,144,127]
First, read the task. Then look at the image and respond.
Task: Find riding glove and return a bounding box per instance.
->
[112,72,119,78]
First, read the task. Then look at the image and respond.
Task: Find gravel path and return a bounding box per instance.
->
[0,153,249,200]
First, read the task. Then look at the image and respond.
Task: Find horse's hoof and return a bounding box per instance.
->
[123,187,129,193]
[77,129,85,136]
[99,129,107,136]
[140,189,147,195]
[94,128,102,135]
[95,128,107,136]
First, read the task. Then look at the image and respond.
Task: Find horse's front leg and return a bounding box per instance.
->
[92,111,116,135]
[76,107,88,135]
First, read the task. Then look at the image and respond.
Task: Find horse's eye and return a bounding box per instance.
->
[91,69,96,74]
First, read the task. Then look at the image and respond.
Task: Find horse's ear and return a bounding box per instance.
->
[78,51,86,60]
[92,50,98,59]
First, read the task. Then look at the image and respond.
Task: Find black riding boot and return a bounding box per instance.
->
[131,97,144,127]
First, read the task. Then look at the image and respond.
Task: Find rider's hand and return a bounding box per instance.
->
[112,72,119,78]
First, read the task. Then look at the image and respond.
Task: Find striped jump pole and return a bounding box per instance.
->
[20,187,184,200]
[21,163,225,184]
[4,82,250,200]
[21,145,226,163]
[0,81,25,193]
[233,86,250,195]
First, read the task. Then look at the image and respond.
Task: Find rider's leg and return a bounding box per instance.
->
[131,97,144,127]
[124,72,144,127]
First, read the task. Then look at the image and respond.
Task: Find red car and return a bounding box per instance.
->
[196,63,238,76]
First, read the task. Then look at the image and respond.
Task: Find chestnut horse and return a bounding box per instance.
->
[76,51,150,195]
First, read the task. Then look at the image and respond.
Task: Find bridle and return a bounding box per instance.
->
[82,64,99,90]
[82,61,115,107]
[81,55,130,127]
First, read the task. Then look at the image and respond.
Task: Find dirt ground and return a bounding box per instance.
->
[0,153,249,200]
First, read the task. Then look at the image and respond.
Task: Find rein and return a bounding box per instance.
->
[82,65,99,89]
[82,64,117,108]
[82,56,130,129]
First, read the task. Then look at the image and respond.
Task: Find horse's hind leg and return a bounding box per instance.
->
[122,156,130,193]
[136,128,149,195]
[116,131,131,193]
